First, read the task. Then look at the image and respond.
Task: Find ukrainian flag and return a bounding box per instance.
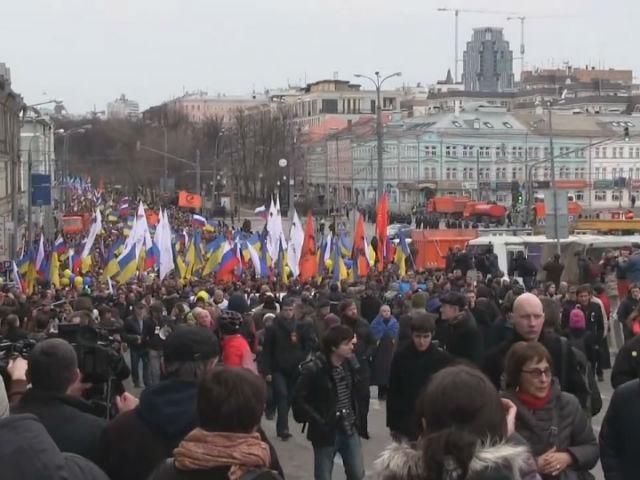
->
[102,239,124,279]
[395,232,411,278]
[332,241,347,282]
[203,235,226,277]
[115,246,138,284]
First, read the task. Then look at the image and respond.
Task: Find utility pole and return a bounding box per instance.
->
[354,71,402,203]
[27,144,33,247]
[548,105,560,253]
[476,150,481,200]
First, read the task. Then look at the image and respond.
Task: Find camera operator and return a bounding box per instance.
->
[9,338,106,465]
[99,325,221,480]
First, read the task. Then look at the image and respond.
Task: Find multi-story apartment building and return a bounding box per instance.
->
[305,106,640,211]
[107,94,140,120]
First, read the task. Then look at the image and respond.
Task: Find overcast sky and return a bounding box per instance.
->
[2,0,637,113]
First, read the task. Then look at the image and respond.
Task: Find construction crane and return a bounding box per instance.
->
[506,15,564,80]
[437,7,519,84]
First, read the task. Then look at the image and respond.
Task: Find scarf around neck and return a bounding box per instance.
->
[516,388,552,410]
[173,428,271,480]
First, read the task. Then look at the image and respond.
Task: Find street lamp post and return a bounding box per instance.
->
[136,141,202,197]
[212,129,224,209]
[354,71,402,202]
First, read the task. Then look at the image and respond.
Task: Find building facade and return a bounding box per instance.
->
[0,63,23,259]
[107,94,140,120]
[305,107,640,212]
[462,27,514,92]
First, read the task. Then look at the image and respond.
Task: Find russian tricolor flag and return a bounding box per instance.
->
[192,214,206,228]
[144,243,159,271]
[118,197,130,217]
[54,236,66,256]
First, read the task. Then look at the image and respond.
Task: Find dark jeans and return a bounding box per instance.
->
[130,349,150,387]
[272,371,296,435]
[313,431,365,480]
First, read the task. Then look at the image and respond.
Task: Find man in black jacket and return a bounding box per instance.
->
[387,313,453,441]
[576,283,606,380]
[617,283,640,341]
[293,324,367,480]
[339,298,375,438]
[482,293,589,407]
[439,291,483,365]
[263,298,316,440]
[600,378,640,480]
[542,253,565,288]
[123,302,155,388]
[11,338,106,465]
[611,334,640,388]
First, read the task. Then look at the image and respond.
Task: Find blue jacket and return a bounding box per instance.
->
[370,315,399,341]
[623,253,640,283]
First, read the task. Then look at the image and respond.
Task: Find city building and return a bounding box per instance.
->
[462,27,515,92]
[521,65,633,89]
[0,63,24,259]
[271,79,406,132]
[305,105,640,211]
[20,112,56,237]
[107,94,140,120]
[143,91,269,125]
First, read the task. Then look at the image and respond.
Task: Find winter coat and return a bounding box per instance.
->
[386,342,453,441]
[543,260,565,287]
[0,414,109,480]
[611,334,640,388]
[616,295,639,326]
[374,439,540,480]
[503,381,599,478]
[342,316,376,383]
[444,312,484,365]
[292,352,368,447]
[12,388,106,465]
[99,379,283,480]
[622,253,640,284]
[360,293,383,323]
[600,378,640,480]
[262,315,316,377]
[482,331,589,409]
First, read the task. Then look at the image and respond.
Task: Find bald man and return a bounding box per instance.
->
[482,293,589,407]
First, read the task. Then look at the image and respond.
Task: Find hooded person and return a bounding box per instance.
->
[0,414,109,480]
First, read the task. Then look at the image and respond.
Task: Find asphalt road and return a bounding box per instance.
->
[260,378,613,480]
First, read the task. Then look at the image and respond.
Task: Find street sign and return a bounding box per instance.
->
[31,174,52,206]
[531,180,551,189]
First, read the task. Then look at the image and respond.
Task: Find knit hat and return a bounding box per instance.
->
[411,292,428,310]
[569,308,586,330]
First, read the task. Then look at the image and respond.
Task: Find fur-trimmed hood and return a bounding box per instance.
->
[373,440,540,480]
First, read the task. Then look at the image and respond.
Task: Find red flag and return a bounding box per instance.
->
[298,214,318,282]
[352,214,369,278]
[376,193,389,272]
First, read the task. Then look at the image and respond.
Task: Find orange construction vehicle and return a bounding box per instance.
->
[426,196,506,222]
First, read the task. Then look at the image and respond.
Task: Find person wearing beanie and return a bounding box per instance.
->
[567,307,598,377]
[397,292,429,349]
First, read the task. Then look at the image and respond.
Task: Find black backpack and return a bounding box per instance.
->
[559,337,602,416]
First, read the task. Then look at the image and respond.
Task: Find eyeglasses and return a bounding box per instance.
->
[522,367,552,379]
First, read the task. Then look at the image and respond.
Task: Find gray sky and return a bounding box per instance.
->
[2,0,637,113]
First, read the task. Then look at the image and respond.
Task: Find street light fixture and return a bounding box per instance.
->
[353,71,402,203]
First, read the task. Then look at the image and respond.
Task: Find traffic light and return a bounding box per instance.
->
[624,126,630,142]
[517,192,524,204]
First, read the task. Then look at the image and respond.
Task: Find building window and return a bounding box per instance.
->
[575,191,585,201]
[446,168,452,180]
[602,147,608,158]
[496,193,507,203]
[602,167,607,179]
[543,167,550,179]
[595,191,607,202]
[468,167,475,180]
[612,167,618,179]
[503,122,513,129]
[636,167,640,180]
[595,167,601,179]
[452,120,463,128]
[483,122,494,129]
[612,191,622,202]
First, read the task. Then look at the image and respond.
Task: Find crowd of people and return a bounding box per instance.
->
[3,190,640,479]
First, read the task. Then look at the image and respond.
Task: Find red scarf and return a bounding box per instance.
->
[516,388,552,410]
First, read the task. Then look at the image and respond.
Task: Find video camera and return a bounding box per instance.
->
[56,323,130,419]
